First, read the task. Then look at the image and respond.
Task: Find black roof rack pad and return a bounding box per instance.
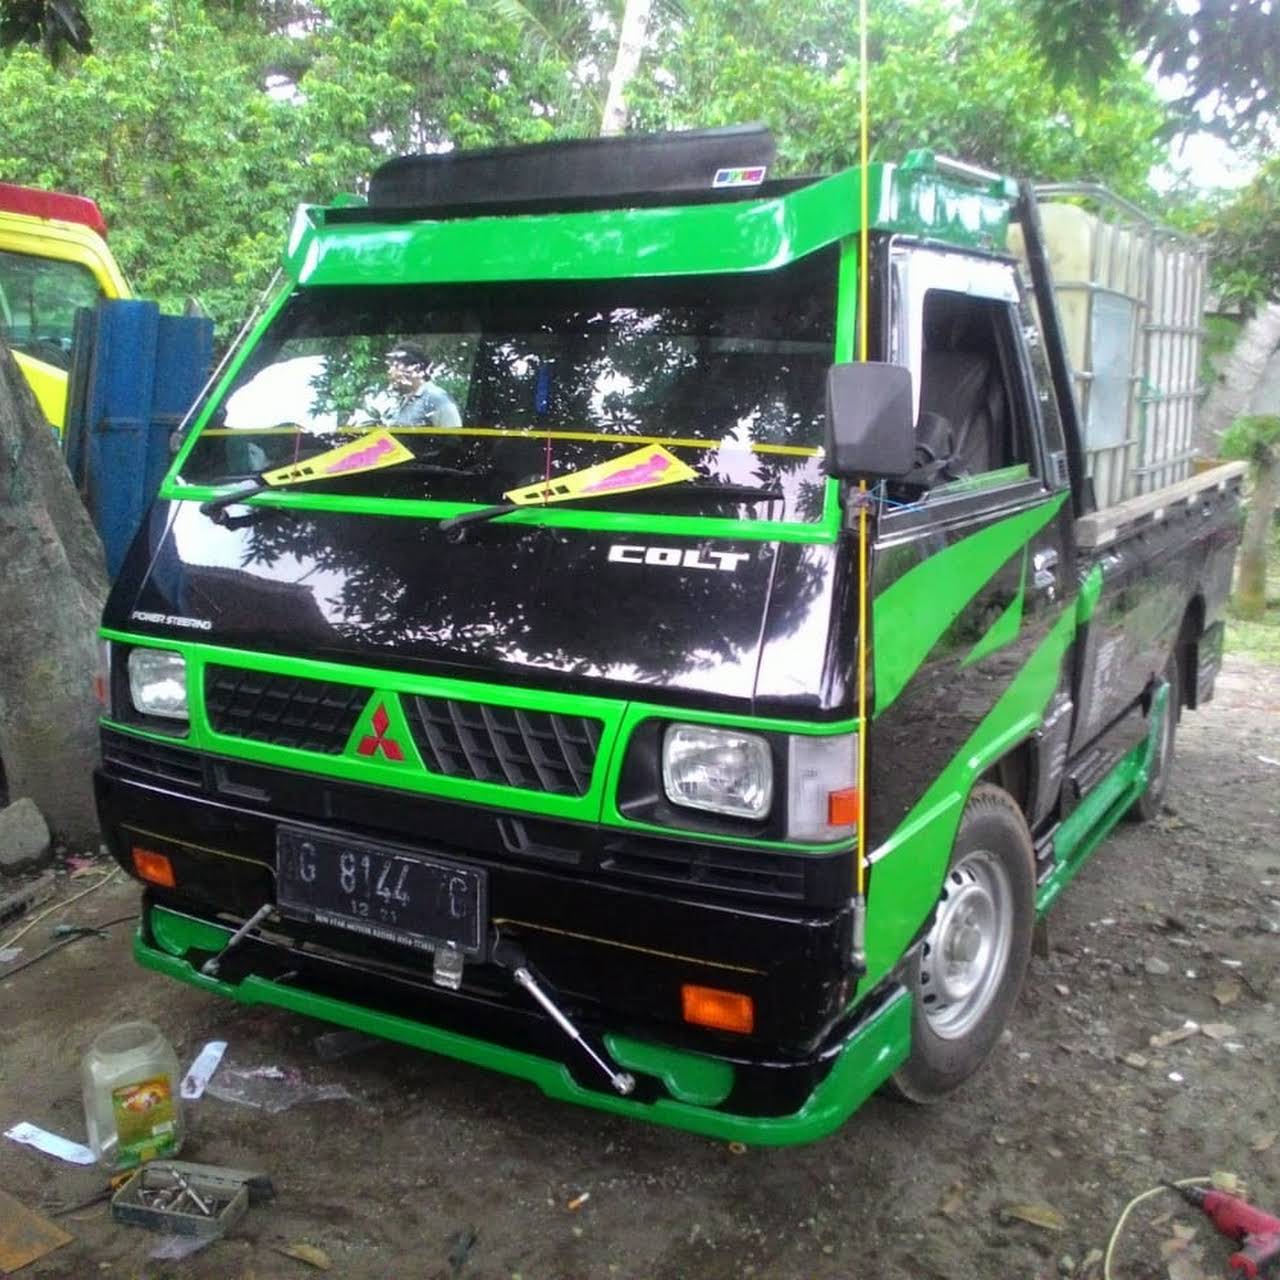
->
[367,125,777,213]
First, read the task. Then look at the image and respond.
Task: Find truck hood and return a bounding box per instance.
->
[105,501,850,715]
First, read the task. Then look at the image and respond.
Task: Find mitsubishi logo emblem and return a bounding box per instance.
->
[356,702,405,761]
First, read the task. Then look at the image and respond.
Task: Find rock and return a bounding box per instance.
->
[1201,1022,1238,1041]
[1150,1020,1199,1049]
[1059,1255,1076,1276]
[1145,956,1172,976]
[0,798,51,873]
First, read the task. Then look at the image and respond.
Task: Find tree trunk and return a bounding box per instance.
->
[1236,443,1277,620]
[1198,303,1280,455]
[599,0,653,137]
[0,334,107,845]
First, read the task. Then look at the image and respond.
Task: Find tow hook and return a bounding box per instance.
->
[493,935,636,1096]
[200,903,275,978]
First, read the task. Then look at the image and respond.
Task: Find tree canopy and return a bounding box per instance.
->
[0,0,90,60]
[1027,0,1280,147]
[1206,156,1280,308]
[0,0,1189,335]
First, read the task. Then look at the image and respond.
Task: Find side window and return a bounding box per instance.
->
[0,249,102,369]
[914,288,1035,489]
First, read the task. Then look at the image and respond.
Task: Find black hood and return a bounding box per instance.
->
[105,501,854,716]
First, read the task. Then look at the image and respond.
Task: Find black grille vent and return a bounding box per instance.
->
[601,839,807,900]
[204,666,370,755]
[101,728,206,790]
[410,698,602,796]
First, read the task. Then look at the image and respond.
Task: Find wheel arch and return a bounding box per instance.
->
[978,736,1038,826]
[1177,593,1206,711]
[895,733,1039,959]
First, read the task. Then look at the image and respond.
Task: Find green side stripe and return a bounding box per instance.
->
[1035,682,1167,915]
[873,493,1066,715]
[1076,562,1104,624]
[859,601,1076,995]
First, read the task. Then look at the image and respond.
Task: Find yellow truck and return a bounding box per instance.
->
[0,181,131,432]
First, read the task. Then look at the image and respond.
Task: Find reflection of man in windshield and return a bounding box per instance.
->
[386,343,462,427]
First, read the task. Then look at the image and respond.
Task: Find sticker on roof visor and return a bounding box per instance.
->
[712,166,767,188]
[503,444,698,507]
[259,429,414,488]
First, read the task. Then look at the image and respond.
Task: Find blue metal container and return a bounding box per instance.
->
[81,301,212,579]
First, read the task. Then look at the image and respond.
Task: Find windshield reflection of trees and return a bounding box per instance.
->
[182,252,836,526]
[231,511,828,685]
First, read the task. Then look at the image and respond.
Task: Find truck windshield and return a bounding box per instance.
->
[177,247,837,523]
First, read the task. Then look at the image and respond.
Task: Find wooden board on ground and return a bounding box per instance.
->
[0,873,56,931]
[0,1187,71,1273]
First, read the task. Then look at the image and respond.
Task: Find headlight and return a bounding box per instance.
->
[127,649,188,721]
[787,732,857,841]
[662,724,772,819]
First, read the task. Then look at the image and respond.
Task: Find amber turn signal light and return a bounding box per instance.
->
[681,984,755,1034]
[827,786,861,826]
[131,847,176,888]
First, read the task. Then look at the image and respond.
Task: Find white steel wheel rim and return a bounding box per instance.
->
[919,849,1013,1040]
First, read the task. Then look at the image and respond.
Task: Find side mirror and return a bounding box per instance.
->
[824,362,915,481]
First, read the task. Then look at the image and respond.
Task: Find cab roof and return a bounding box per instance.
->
[284,132,1017,288]
[0,182,108,237]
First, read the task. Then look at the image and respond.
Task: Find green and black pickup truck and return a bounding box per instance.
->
[95,127,1245,1145]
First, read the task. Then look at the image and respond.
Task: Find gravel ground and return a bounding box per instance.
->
[1,655,1277,1280]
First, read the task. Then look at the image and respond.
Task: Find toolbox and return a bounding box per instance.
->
[110,1160,272,1238]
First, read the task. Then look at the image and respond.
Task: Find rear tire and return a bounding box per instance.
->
[889,784,1036,1104]
[1127,649,1179,823]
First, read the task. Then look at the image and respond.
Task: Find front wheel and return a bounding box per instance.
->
[889,784,1036,1103]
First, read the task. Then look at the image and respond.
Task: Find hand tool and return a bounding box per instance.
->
[1169,1183,1280,1278]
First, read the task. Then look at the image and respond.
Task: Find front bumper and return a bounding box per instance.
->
[100,746,909,1144]
[137,898,910,1145]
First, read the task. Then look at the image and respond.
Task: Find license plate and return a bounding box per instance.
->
[275,827,486,957]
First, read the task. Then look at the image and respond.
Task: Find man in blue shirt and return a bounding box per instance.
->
[386,343,462,427]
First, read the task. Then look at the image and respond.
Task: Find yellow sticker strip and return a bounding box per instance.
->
[504,444,698,507]
[201,425,819,458]
[259,429,414,488]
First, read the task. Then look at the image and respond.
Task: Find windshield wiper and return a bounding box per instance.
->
[438,483,785,541]
[199,461,483,522]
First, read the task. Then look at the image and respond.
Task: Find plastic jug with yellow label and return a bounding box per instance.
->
[81,1021,184,1170]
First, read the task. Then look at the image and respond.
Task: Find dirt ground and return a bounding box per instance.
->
[1,655,1277,1280]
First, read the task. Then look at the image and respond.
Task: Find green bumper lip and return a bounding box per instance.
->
[135,907,910,1146]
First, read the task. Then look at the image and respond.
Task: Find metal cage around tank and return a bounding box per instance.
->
[1027,184,1206,508]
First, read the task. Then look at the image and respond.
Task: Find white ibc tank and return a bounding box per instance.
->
[1010,193,1205,506]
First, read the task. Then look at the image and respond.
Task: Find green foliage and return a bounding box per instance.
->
[1200,313,1243,392]
[0,0,91,61]
[627,0,1167,200]
[1203,156,1280,308]
[0,0,575,335]
[1225,524,1280,665]
[1,0,1176,338]
[1220,415,1280,465]
[1026,0,1280,147]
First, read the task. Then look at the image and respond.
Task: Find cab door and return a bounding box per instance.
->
[866,244,1074,849]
